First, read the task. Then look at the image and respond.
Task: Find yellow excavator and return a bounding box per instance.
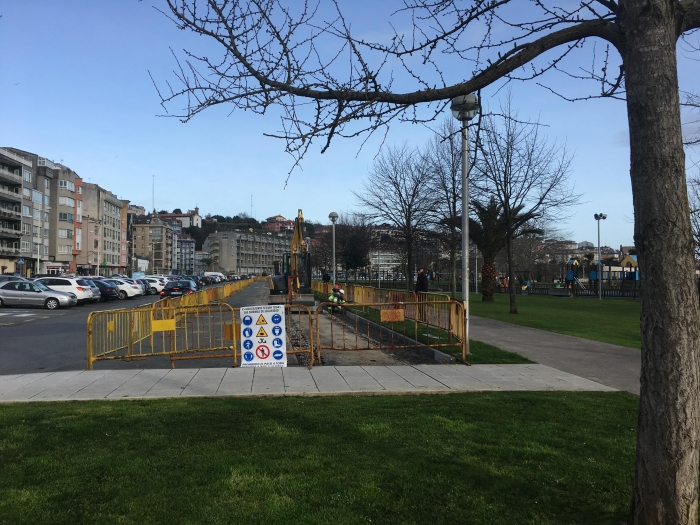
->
[270,209,312,302]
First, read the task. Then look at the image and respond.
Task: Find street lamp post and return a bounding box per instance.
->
[329,212,338,287]
[451,94,480,357]
[594,213,607,300]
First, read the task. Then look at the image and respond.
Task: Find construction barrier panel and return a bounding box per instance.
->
[87,278,316,368]
[315,298,467,363]
[87,303,236,369]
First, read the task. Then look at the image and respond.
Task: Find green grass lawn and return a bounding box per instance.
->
[344,305,533,364]
[467,293,641,349]
[0,393,637,525]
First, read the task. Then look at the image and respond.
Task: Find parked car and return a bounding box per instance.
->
[80,279,102,303]
[108,278,142,300]
[34,277,95,305]
[0,280,77,309]
[118,278,146,296]
[160,280,197,297]
[92,279,119,301]
[0,275,27,283]
[144,278,166,295]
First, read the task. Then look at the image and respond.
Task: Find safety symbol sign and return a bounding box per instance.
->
[239,304,286,367]
[256,345,270,359]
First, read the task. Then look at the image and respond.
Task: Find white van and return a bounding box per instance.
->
[204,272,226,281]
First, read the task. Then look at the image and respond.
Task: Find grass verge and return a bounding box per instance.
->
[467,292,641,349]
[345,305,532,364]
[0,393,637,525]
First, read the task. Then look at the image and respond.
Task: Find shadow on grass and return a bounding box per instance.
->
[0,392,637,524]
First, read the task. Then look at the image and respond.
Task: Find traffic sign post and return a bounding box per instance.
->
[240,305,286,367]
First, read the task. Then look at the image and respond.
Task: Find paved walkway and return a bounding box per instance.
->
[471,316,640,394]
[0,364,614,403]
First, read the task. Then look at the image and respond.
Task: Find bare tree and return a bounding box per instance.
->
[424,118,463,297]
[473,97,577,314]
[155,1,700,521]
[688,175,700,258]
[354,145,435,289]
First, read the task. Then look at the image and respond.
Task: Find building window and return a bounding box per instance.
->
[58,212,74,223]
[93,253,98,263]
[21,223,31,235]
[23,170,31,183]
[58,196,75,207]
[94,239,99,249]
[33,226,39,238]
[32,190,42,204]
[58,180,75,191]
[77,186,82,194]
[58,245,72,254]
[58,229,73,239]
[33,210,40,220]
[94,225,99,235]
[21,241,30,252]
[22,188,31,198]
[44,195,49,206]
[44,178,49,189]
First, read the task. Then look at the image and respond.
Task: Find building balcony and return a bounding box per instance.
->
[0,186,21,202]
[0,168,22,185]
[0,226,22,238]
[0,208,21,220]
[0,246,20,256]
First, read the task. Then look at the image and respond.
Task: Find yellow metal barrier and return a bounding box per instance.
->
[314,298,467,362]
[87,277,297,369]
[87,303,236,369]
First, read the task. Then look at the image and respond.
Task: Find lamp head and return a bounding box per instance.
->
[450,94,479,122]
[328,212,338,224]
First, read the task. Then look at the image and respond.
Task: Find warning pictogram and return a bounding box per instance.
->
[240,304,286,368]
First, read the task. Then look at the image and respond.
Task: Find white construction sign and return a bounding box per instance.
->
[240,304,287,367]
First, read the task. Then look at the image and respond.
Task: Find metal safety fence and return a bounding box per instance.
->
[87,283,315,369]
[314,298,467,363]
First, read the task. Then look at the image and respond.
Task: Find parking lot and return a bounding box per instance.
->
[0,281,243,375]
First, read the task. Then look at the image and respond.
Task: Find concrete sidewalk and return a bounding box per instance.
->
[471,316,640,394]
[0,364,614,403]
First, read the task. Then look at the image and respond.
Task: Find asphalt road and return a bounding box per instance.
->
[0,283,267,375]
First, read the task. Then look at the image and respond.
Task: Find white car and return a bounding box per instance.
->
[34,277,95,305]
[144,277,166,295]
[107,278,142,300]
[119,278,146,296]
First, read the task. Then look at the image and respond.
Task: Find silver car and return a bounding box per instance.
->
[0,280,77,309]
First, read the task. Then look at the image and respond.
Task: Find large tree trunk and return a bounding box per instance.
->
[625,2,700,523]
[481,259,496,302]
[506,232,518,314]
[449,244,457,299]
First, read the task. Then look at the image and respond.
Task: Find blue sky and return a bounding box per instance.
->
[1,0,698,249]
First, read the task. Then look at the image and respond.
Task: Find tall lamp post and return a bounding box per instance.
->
[451,93,480,356]
[329,212,338,287]
[594,213,607,300]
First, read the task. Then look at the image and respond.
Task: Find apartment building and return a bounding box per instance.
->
[0,148,25,274]
[194,250,210,274]
[80,183,126,275]
[204,230,287,275]
[176,234,196,274]
[132,216,175,274]
[46,163,80,274]
[6,148,53,277]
